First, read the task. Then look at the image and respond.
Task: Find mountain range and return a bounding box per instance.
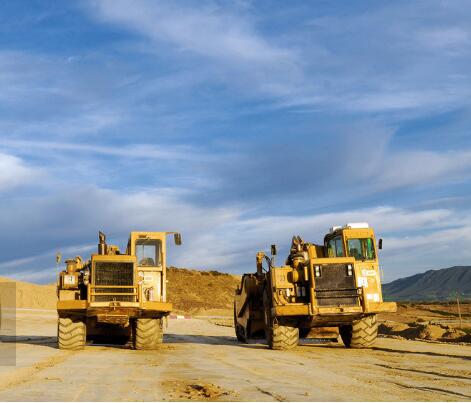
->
[383,266,471,302]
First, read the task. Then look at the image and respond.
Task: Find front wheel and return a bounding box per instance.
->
[58,316,86,350]
[268,324,299,350]
[134,318,163,350]
[263,286,298,350]
[340,315,378,348]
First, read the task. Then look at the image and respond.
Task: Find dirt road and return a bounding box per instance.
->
[0,311,470,401]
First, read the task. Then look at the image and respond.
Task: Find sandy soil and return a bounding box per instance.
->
[0,278,56,310]
[0,310,470,401]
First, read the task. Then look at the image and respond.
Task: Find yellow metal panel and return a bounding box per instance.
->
[310,257,355,265]
[317,306,363,315]
[273,304,310,316]
[91,254,136,263]
[142,301,172,312]
[57,300,88,310]
[89,302,140,308]
[271,267,294,289]
[365,301,397,313]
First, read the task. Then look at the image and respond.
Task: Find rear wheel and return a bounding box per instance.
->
[263,287,299,350]
[134,318,163,350]
[235,324,247,343]
[234,303,247,343]
[340,315,378,348]
[269,324,299,350]
[58,316,86,350]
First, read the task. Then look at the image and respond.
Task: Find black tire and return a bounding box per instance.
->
[233,303,247,343]
[134,318,163,350]
[269,324,299,350]
[263,285,299,350]
[58,316,86,350]
[235,324,247,343]
[299,328,311,338]
[340,315,378,348]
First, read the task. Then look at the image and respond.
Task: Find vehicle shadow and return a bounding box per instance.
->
[371,346,471,361]
[164,333,339,349]
[164,333,240,346]
[0,335,57,348]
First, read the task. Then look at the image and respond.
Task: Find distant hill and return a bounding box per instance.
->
[0,268,240,314]
[383,266,471,302]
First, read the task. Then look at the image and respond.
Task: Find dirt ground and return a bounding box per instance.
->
[0,310,470,402]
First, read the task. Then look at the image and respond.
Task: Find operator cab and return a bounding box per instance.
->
[136,238,162,267]
[324,223,378,262]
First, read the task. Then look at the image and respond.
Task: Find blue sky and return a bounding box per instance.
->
[0,0,470,283]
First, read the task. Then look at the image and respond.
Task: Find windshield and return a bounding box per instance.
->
[136,239,162,266]
[327,236,345,257]
[347,238,376,261]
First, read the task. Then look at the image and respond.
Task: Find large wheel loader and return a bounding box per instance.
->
[234,223,396,350]
[56,231,181,350]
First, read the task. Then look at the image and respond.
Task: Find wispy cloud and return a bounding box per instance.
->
[0,1,470,283]
[0,139,210,163]
[0,152,42,191]
[91,0,297,66]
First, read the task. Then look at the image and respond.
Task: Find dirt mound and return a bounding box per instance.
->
[0,277,56,309]
[1,268,241,314]
[167,267,240,314]
[162,380,236,400]
[379,302,471,323]
[379,320,470,343]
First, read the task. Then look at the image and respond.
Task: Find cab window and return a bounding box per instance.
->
[347,238,376,261]
[136,239,162,266]
[327,236,345,257]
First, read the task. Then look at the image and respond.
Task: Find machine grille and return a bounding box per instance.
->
[93,262,135,302]
[314,263,359,306]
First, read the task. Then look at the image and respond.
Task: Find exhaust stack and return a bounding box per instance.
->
[98,231,107,255]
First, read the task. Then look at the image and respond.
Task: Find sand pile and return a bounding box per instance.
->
[167,267,240,314]
[0,277,56,309]
[162,381,236,400]
[379,320,469,343]
[0,267,241,313]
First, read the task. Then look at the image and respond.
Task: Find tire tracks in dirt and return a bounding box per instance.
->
[0,349,77,392]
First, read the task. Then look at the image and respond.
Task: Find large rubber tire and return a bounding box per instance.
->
[234,303,247,343]
[340,315,378,348]
[134,318,163,350]
[262,283,298,350]
[269,324,299,350]
[235,324,247,343]
[58,316,86,350]
[299,328,311,338]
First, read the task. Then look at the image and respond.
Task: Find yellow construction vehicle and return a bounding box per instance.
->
[56,231,181,350]
[234,223,396,349]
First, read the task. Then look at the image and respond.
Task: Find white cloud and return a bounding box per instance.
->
[89,0,303,100]
[0,153,40,191]
[0,178,468,284]
[418,27,470,48]
[92,0,295,66]
[378,150,471,189]
[0,139,209,163]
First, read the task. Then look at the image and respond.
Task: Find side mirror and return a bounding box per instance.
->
[378,238,383,250]
[174,233,182,246]
[271,244,277,256]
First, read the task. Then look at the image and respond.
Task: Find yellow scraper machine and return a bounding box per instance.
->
[56,231,182,350]
[234,223,396,349]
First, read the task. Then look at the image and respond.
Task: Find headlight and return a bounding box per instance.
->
[347,264,353,276]
[314,265,321,277]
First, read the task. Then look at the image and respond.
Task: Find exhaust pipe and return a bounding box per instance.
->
[98,231,107,255]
